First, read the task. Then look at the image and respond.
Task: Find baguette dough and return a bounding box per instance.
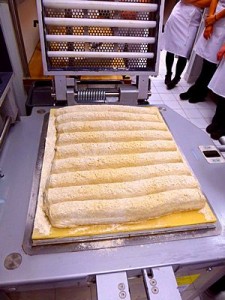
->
[54,104,159,116]
[52,151,182,173]
[55,140,176,158]
[35,105,206,230]
[46,175,198,205]
[56,111,159,124]
[57,120,168,133]
[49,163,190,187]
[48,189,205,227]
[57,130,173,145]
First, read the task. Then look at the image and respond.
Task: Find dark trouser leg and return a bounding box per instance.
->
[165,52,174,75]
[175,56,187,79]
[193,59,217,97]
[212,96,225,126]
[167,56,187,89]
[180,59,217,100]
[206,95,225,137]
[165,52,174,84]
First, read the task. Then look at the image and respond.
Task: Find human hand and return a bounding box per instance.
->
[217,44,225,60]
[205,15,217,26]
[203,25,213,40]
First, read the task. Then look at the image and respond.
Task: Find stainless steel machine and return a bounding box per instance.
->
[37,0,164,105]
[0,106,225,300]
[0,24,18,150]
[1,0,225,299]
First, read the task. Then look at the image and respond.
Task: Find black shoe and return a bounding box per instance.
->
[179,87,196,100]
[164,73,172,85]
[180,91,192,100]
[189,97,205,103]
[167,77,181,90]
[206,122,219,134]
[210,129,225,140]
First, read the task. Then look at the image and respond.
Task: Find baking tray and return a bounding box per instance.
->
[22,109,220,255]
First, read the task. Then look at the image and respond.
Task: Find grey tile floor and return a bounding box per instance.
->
[149,51,216,137]
[4,51,222,300]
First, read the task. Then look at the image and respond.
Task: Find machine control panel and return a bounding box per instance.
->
[199,145,225,164]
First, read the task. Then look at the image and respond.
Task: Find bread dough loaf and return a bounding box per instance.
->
[48,189,205,227]
[56,111,159,123]
[57,120,168,133]
[55,140,176,158]
[39,105,206,228]
[49,162,190,187]
[46,175,198,205]
[57,130,172,145]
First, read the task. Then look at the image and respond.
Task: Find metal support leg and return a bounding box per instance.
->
[66,77,76,105]
[137,75,150,100]
[120,85,139,106]
[54,76,67,102]
[143,266,182,300]
[96,272,131,300]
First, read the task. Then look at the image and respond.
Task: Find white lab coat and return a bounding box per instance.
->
[208,57,225,97]
[164,1,203,58]
[194,0,225,64]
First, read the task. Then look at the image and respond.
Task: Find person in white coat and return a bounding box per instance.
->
[206,43,225,139]
[163,0,210,90]
[180,0,225,103]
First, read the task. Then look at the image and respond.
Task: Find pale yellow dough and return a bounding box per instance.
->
[48,189,205,227]
[34,105,206,231]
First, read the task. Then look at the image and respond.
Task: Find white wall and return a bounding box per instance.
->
[17,0,39,62]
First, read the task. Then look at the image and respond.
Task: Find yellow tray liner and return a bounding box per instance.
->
[32,203,216,240]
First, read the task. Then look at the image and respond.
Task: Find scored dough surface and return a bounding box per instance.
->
[34,105,206,232]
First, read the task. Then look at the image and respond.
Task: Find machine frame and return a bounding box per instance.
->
[0,106,225,299]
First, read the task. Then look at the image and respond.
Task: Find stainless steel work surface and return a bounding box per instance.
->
[1,106,225,288]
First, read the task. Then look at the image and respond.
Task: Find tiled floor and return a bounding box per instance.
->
[149,50,216,140]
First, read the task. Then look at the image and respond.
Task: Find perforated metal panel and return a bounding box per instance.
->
[37,0,164,75]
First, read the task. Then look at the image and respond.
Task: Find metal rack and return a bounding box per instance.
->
[37,0,164,104]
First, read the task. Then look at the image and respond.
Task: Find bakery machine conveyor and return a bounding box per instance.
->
[0,105,225,300]
[37,0,164,105]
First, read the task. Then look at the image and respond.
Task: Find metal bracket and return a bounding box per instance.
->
[66,77,76,105]
[96,271,131,300]
[55,76,77,105]
[119,85,138,106]
[96,267,181,300]
[137,75,150,100]
[142,266,182,300]
[54,75,67,102]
